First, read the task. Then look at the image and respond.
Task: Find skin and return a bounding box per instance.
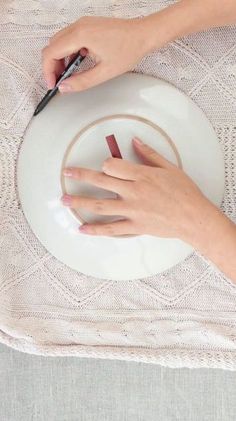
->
[42,0,236,282]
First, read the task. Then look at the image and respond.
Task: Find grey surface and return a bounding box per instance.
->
[0,344,236,421]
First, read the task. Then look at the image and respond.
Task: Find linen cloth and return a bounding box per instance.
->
[1,344,236,421]
[0,0,236,369]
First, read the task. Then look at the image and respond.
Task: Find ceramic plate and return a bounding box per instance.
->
[17,73,225,280]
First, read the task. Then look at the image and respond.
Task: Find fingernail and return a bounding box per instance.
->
[133,137,143,146]
[79,225,89,233]
[46,78,55,90]
[47,82,55,90]
[80,47,88,57]
[59,83,73,93]
[62,194,72,206]
[63,168,73,177]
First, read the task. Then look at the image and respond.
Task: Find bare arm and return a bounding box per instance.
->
[185,202,236,282]
[145,0,236,52]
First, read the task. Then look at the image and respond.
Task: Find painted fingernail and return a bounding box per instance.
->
[133,137,143,146]
[62,194,72,206]
[63,168,73,177]
[59,83,73,93]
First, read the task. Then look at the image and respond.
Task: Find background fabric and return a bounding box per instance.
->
[1,343,236,421]
[0,0,236,368]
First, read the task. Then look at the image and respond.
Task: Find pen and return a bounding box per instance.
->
[33,51,85,116]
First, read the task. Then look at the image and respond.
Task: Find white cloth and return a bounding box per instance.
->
[0,0,236,369]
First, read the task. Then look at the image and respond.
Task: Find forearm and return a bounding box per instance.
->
[189,204,236,283]
[142,0,236,52]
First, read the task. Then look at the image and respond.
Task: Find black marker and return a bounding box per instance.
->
[33,52,85,116]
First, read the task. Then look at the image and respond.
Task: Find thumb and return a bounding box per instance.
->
[59,63,111,93]
[132,137,176,169]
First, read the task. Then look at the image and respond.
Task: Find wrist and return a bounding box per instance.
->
[185,201,236,280]
[138,0,220,54]
[189,204,229,249]
[180,198,218,248]
[135,0,236,55]
[137,2,194,53]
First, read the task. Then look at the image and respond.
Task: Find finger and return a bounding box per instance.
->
[62,195,128,216]
[102,158,143,181]
[42,57,65,89]
[66,47,88,62]
[54,59,67,87]
[79,220,137,237]
[42,33,84,89]
[133,137,176,169]
[43,25,70,89]
[44,32,83,61]
[58,63,115,93]
[47,53,80,89]
[56,47,88,86]
[50,48,88,89]
[67,51,84,64]
[42,56,65,89]
[44,48,88,89]
[63,167,129,195]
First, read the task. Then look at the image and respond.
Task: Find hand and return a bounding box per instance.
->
[42,16,153,92]
[42,1,236,92]
[61,137,214,241]
[62,137,236,281]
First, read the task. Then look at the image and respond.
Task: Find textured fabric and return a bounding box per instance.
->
[1,344,236,421]
[0,1,236,369]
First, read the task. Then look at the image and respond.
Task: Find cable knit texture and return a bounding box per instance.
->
[0,0,236,369]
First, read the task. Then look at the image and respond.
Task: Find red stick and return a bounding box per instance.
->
[105,134,122,159]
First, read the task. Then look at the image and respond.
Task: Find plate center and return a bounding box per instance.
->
[61,114,181,224]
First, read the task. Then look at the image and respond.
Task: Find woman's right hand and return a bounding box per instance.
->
[42,1,236,93]
[42,16,153,93]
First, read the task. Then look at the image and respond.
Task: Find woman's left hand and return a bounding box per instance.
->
[61,137,217,242]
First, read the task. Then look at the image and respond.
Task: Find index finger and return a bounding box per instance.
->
[63,166,130,195]
[42,33,83,89]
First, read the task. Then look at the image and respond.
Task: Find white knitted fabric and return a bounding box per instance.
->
[0,0,236,369]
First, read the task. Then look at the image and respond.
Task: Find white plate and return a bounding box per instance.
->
[17,73,225,281]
